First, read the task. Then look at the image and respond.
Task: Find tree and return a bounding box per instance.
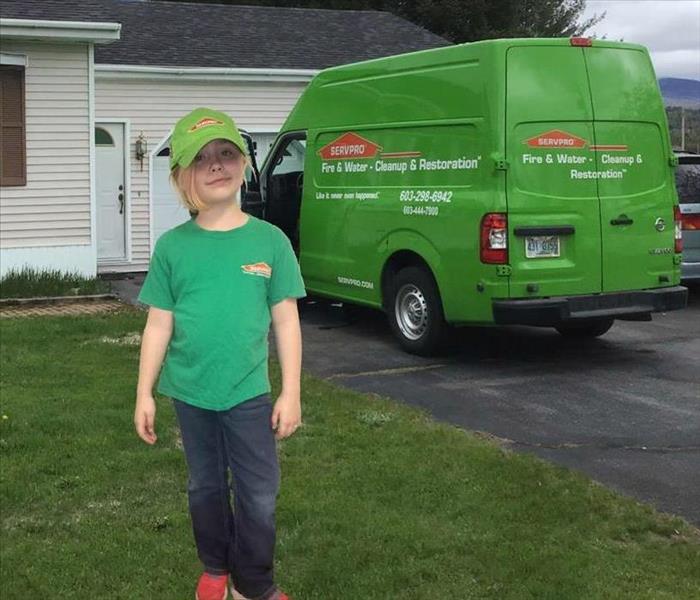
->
[161,0,605,43]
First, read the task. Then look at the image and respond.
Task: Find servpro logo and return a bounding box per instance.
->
[318,133,382,160]
[241,262,272,278]
[188,118,224,133]
[525,130,588,149]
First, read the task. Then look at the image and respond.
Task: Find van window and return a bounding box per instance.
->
[275,139,306,174]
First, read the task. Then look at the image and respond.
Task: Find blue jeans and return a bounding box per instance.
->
[173,394,280,600]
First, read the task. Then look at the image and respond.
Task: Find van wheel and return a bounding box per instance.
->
[388,266,448,355]
[555,318,614,338]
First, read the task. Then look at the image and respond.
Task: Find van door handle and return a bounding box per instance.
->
[611,214,633,226]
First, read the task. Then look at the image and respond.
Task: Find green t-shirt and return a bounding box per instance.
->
[138,216,306,410]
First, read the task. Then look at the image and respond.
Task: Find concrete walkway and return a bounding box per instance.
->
[0,298,126,319]
[106,273,146,307]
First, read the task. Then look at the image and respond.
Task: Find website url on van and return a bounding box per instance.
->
[337,276,374,290]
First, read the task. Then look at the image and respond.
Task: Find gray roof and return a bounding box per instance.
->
[1,0,451,70]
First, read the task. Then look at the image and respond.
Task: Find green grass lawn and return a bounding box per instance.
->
[1,308,698,599]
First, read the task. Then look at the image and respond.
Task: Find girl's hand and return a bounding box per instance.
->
[271,392,301,440]
[134,395,158,445]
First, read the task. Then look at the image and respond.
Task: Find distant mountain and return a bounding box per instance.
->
[659,78,700,108]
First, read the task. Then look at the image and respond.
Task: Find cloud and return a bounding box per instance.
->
[581,0,700,79]
[650,49,700,80]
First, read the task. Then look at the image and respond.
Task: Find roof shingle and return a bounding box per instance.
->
[1,0,451,69]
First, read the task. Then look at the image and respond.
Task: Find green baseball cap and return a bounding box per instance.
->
[169,107,249,170]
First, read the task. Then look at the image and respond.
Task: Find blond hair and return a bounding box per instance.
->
[170,147,252,214]
[170,166,204,213]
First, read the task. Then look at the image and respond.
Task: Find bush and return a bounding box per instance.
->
[0,266,111,299]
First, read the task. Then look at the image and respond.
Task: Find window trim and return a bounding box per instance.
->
[0,53,28,67]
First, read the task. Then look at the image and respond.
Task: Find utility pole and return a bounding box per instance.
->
[681,106,685,151]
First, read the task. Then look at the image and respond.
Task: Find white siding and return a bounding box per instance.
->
[95,77,308,271]
[1,244,96,279]
[0,42,91,249]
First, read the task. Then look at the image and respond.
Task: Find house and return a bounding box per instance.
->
[0,0,450,277]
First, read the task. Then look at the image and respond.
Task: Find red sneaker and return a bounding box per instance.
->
[229,585,290,600]
[196,573,229,600]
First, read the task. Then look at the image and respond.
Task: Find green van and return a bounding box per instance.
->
[249,37,688,354]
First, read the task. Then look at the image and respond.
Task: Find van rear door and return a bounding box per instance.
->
[506,45,602,298]
[584,46,676,292]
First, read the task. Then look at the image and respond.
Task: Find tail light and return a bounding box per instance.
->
[680,211,700,231]
[674,206,683,253]
[481,213,508,264]
[570,37,593,47]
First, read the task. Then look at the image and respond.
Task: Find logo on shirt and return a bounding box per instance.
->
[241,262,272,278]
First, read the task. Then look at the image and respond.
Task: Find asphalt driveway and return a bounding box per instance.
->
[297,285,700,526]
[113,274,700,525]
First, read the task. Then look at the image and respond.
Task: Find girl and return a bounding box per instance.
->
[134,107,305,600]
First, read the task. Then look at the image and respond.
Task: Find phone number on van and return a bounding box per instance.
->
[403,205,439,216]
[399,190,453,203]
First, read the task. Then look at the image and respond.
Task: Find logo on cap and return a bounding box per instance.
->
[189,118,225,133]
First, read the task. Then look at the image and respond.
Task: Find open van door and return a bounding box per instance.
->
[240,131,263,217]
[259,133,306,252]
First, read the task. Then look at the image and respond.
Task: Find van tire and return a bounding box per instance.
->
[388,266,449,355]
[555,318,614,338]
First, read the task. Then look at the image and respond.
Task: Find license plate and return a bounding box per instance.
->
[525,235,560,258]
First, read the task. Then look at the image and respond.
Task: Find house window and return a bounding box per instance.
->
[95,127,115,146]
[0,65,26,186]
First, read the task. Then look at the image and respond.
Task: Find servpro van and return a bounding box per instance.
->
[250,37,688,355]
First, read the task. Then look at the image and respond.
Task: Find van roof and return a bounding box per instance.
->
[280,37,650,134]
[318,37,647,77]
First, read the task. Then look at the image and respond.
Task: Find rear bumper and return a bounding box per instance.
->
[492,286,688,326]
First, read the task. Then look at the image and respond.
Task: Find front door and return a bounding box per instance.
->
[95,123,126,260]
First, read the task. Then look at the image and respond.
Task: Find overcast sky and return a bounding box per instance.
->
[580,0,700,80]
